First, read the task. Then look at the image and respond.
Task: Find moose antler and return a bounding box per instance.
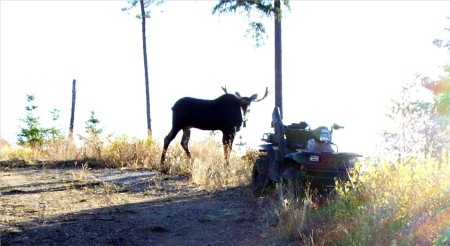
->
[253,87,269,102]
[221,86,229,94]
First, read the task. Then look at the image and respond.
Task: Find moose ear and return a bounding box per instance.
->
[250,94,258,101]
[235,92,241,98]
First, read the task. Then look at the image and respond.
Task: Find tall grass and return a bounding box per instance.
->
[0,138,79,163]
[5,136,449,244]
[104,135,161,169]
[0,135,256,189]
[161,135,256,189]
[190,140,255,189]
[272,155,450,245]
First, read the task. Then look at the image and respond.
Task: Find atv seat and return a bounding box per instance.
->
[285,125,315,150]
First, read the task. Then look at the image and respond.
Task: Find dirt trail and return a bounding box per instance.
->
[0,167,275,246]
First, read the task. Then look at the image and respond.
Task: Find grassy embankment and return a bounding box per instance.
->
[270,156,450,245]
[1,137,449,245]
[0,135,255,189]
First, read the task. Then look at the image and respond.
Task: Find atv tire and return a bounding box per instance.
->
[251,157,270,196]
[280,167,305,197]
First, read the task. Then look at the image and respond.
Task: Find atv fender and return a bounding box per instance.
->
[284,152,306,164]
[258,144,283,181]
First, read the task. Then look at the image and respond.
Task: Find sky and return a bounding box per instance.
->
[1,1,449,157]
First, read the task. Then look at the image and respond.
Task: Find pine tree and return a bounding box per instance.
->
[17,95,45,148]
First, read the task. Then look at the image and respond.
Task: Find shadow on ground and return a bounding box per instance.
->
[1,166,271,246]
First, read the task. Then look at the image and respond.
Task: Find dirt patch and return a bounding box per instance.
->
[0,166,278,246]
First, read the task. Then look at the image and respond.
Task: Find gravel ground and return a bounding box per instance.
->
[0,166,278,246]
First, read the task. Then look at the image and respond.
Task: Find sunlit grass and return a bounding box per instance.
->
[190,144,254,189]
[271,155,450,245]
[3,135,450,244]
[0,135,256,190]
[104,135,161,169]
[163,135,256,189]
[0,138,79,163]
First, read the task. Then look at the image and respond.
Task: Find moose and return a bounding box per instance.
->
[160,86,269,165]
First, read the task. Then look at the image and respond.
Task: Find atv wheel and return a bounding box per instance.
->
[251,157,270,196]
[280,167,305,197]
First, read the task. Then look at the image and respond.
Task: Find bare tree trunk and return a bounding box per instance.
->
[69,79,76,139]
[140,0,152,136]
[274,0,283,118]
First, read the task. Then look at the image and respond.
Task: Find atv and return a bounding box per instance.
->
[251,107,362,196]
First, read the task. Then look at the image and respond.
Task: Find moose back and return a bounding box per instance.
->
[160,87,268,165]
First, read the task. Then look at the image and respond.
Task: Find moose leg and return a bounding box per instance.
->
[181,128,192,159]
[161,128,179,164]
[222,131,236,166]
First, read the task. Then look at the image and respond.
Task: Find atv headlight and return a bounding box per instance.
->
[310,155,319,162]
[319,132,331,142]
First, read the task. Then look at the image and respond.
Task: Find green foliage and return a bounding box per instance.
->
[85,110,103,135]
[17,95,44,147]
[43,108,64,142]
[432,16,450,53]
[17,95,64,148]
[212,0,290,47]
[213,0,290,18]
[382,71,450,162]
[80,111,104,159]
[422,65,450,119]
[121,0,165,19]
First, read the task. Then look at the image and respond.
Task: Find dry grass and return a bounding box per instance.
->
[104,135,161,169]
[4,136,450,244]
[4,135,450,245]
[0,135,257,190]
[0,138,79,164]
[158,136,256,189]
[269,155,450,245]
